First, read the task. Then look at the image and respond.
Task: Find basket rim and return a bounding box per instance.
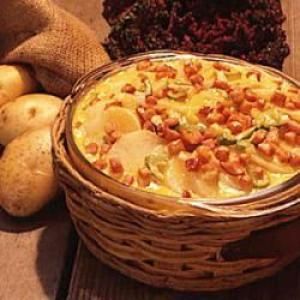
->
[65,50,300,208]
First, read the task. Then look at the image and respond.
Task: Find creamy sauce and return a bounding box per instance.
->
[73,58,300,199]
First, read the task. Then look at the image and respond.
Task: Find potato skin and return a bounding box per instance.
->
[0,126,58,217]
[0,93,62,145]
[0,65,38,107]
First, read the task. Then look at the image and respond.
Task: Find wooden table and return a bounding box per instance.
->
[1,1,300,299]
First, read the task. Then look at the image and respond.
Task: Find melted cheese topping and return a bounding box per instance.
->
[72,57,300,199]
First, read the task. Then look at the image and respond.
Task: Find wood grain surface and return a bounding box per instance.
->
[52,0,300,299]
[0,200,74,300]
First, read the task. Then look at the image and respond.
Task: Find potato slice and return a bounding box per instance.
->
[82,101,106,141]
[218,173,247,197]
[278,141,300,155]
[279,108,300,122]
[247,146,294,174]
[107,130,162,174]
[83,105,141,142]
[104,106,141,133]
[166,157,219,198]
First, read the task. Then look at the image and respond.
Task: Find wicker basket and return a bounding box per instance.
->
[52,51,300,291]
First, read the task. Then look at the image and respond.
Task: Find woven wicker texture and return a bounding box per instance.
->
[52,94,300,291]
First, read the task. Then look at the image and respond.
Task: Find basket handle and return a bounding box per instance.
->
[221,218,300,261]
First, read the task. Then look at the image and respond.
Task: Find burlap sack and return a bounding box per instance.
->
[0,0,110,97]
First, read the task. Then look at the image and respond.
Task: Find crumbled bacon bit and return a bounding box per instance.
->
[227,120,243,134]
[163,118,179,128]
[229,88,244,104]
[137,60,152,71]
[236,174,253,191]
[153,88,168,99]
[100,144,111,155]
[155,64,177,79]
[122,174,134,186]
[182,190,192,198]
[203,130,217,140]
[197,146,212,164]
[215,146,230,162]
[240,153,251,165]
[137,167,152,187]
[265,128,279,143]
[275,147,290,163]
[256,98,265,110]
[257,143,275,157]
[251,130,267,145]
[93,158,108,170]
[201,160,220,172]
[207,112,226,125]
[222,107,233,119]
[285,120,300,134]
[285,101,296,109]
[221,161,245,176]
[155,64,171,72]
[184,62,201,78]
[244,89,258,102]
[144,108,157,121]
[271,91,286,107]
[283,131,297,144]
[180,129,203,146]
[198,106,213,117]
[185,157,200,172]
[85,143,99,155]
[213,80,231,91]
[290,154,300,167]
[121,83,136,94]
[155,106,167,115]
[145,95,158,105]
[189,74,204,86]
[252,166,265,180]
[137,106,157,123]
[168,139,185,155]
[292,98,300,109]
[201,138,217,149]
[213,62,230,72]
[109,158,124,174]
[239,100,253,114]
[163,127,181,142]
[143,120,156,132]
[105,130,121,144]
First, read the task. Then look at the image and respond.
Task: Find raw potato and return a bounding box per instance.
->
[0,93,62,145]
[0,126,57,217]
[0,65,38,107]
